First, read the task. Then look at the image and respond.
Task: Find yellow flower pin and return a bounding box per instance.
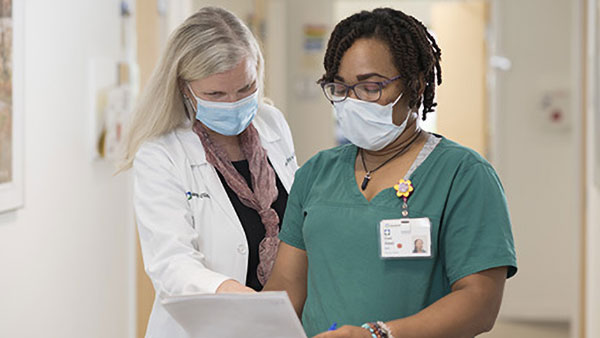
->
[394,179,414,199]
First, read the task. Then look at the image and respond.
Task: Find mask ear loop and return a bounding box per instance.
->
[391,91,404,106]
[390,92,413,127]
[186,83,201,103]
[182,95,195,121]
[182,83,198,121]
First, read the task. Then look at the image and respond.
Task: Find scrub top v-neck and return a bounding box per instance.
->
[278,134,517,338]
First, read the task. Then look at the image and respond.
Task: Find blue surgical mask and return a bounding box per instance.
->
[187,83,258,136]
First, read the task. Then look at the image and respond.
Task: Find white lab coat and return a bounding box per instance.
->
[133,104,298,338]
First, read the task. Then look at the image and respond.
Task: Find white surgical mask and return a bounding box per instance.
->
[334,93,409,151]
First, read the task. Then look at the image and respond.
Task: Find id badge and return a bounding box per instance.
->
[379,218,432,259]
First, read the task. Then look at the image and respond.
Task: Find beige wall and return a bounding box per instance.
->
[431,1,488,156]
[135,1,161,337]
[193,0,254,18]
[482,321,569,338]
[334,1,432,27]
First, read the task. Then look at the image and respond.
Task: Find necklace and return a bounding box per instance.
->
[359,130,423,191]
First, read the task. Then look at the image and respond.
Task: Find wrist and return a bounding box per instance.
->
[361,326,376,338]
[361,321,395,338]
[361,323,380,338]
[377,321,394,338]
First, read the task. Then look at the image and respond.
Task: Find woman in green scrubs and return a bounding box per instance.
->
[265,7,517,338]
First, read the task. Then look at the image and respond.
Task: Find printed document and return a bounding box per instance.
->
[161,291,307,338]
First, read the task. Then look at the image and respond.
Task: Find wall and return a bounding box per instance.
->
[135,2,159,336]
[585,1,600,337]
[194,0,254,18]
[265,0,288,115]
[0,1,134,337]
[431,1,488,156]
[492,0,581,325]
[280,0,335,163]
[585,106,600,336]
[334,1,431,27]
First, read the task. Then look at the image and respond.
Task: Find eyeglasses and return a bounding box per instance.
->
[320,75,402,102]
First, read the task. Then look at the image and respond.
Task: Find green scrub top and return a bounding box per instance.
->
[279,135,517,338]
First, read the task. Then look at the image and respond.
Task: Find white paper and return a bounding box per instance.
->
[161,291,308,338]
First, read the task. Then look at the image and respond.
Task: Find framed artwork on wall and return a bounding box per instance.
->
[0,0,23,214]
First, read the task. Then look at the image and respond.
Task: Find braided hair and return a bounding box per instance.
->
[319,8,442,120]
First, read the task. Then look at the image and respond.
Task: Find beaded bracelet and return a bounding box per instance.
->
[369,322,385,337]
[361,321,395,338]
[376,321,395,338]
[360,323,381,338]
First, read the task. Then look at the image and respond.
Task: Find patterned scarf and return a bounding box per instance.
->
[192,120,280,286]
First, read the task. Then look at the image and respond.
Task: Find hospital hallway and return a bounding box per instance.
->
[0,0,599,337]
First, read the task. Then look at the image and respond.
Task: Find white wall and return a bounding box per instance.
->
[0,1,134,337]
[492,0,581,324]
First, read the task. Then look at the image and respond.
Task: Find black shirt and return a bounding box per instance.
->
[216,160,288,291]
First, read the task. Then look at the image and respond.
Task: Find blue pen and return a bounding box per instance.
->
[328,322,337,331]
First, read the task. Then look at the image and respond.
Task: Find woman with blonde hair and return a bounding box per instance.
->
[122,7,297,337]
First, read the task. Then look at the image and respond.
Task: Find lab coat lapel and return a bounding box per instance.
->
[175,128,243,229]
[253,114,293,193]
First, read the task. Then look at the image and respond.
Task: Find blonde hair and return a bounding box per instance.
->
[119,6,265,170]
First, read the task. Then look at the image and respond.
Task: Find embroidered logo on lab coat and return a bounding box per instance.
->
[186,191,210,200]
[285,153,296,166]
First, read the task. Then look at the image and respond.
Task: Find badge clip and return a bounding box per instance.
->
[394,179,414,217]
